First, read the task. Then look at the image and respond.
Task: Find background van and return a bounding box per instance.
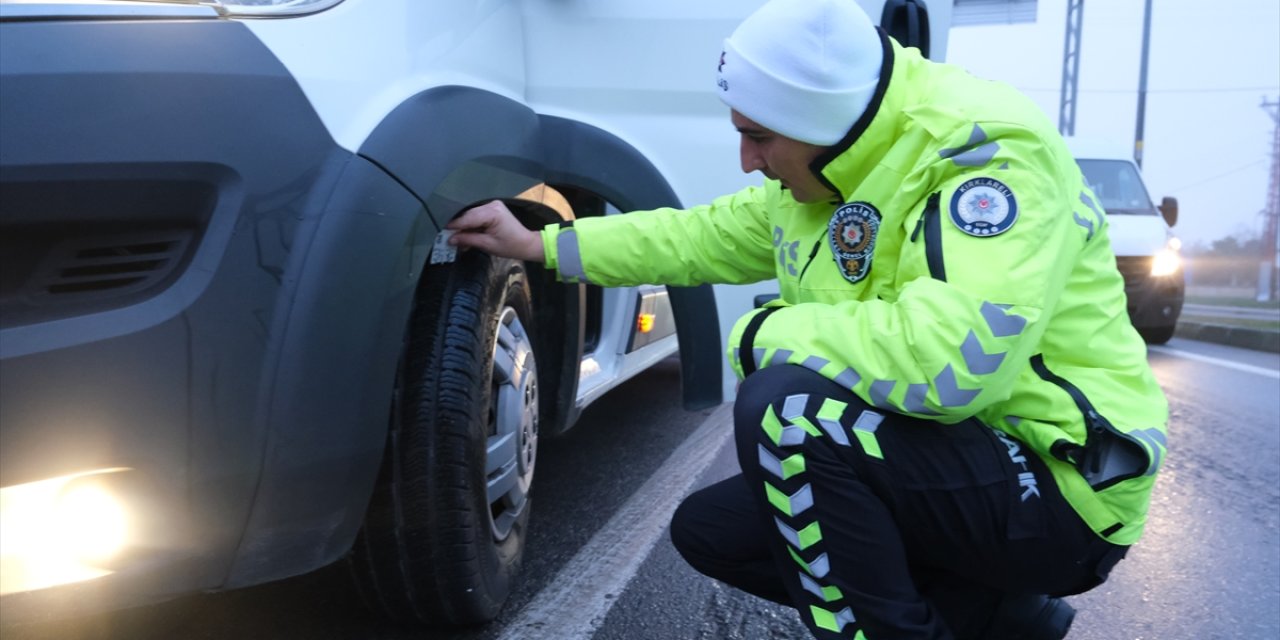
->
[1067,139,1185,344]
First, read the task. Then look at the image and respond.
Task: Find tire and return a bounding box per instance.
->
[1138,324,1176,345]
[350,251,540,626]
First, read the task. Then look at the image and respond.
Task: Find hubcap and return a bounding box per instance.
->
[484,306,537,541]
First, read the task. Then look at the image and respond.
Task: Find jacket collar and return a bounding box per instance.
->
[809,32,909,204]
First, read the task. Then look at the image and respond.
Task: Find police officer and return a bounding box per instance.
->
[447,0,1167,637]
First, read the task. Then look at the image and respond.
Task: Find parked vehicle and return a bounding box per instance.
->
[0,0,947,628]
[1067,139,1185,344]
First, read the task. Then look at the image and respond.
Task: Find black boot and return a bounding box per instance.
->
[983,593,1076,639]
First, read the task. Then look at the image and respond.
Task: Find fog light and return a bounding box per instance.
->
[1151,249,1181,277]
[0,469,131,596]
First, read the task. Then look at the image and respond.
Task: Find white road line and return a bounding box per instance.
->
[497,402,735,640]
[1148,346,1280,379]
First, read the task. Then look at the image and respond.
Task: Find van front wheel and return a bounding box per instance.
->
[351,252,539,626]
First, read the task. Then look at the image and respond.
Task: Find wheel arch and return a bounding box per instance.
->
[535,115,723,412]
[358,85,722,420]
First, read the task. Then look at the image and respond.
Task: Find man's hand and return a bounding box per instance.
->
[446,200,546,263]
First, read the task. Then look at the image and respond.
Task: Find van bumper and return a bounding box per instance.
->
[1122,271,1185,328]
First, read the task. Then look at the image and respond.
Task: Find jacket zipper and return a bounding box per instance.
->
[911,192,946,281]
[1030,354,1146,492]
[1031,354,1106,442]
[796,238,823,282]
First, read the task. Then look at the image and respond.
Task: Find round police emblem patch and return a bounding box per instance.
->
[828,202,881,284]
[949,177,1018,237]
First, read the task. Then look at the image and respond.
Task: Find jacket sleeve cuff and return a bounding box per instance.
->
[540,224,561,272]
[725,306,781,380]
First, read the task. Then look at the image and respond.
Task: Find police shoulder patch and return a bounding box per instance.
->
[949,177,1018,237]
[828,201,881,284]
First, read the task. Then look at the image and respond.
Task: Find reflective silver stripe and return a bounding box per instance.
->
[799,574,848,608]
[769,348,795,367]
[938,123,987,159]
[801,355,830,375]
[799,572,827,600]
[938,124,1001,167]
[834,607,857,631]
[1007,416,1023,427]
[809,604,857,631]
[778,423,808,447]
[1137,427,1167,449]
[902,383,941,415]
[946,141,1000,167]
[1080,191,1106,227]
[802,552,831,578]
[981,302,1027,337]
[1073,211,1096,240]
[760,444,807,482]
[852,410,884,433]
[1130,428,1167,475]
[961,329,1006,375]
[869,379,896,408]
[556,228,589,283]
[934,363,981,408]
[758,444,787,480]
[815,400,851,446]
[785,484,815,515]
[776,517,803,549]
[753,348,768,369]
[832,367,861,389]
[781,394,808,421]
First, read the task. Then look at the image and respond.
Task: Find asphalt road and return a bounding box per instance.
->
[7,340,1279,640]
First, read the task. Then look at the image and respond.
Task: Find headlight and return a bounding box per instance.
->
[0,469,133,596]
[1151,248,1182,277]
[215,0,346,17]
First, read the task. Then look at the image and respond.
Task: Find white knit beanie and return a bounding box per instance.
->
[717,0,884,146]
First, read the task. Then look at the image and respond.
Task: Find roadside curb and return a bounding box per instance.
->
[1175,321,1280,353]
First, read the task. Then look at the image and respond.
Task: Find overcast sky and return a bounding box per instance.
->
[946,0,1280,249]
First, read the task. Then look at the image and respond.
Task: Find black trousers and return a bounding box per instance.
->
[670,365,1126,639]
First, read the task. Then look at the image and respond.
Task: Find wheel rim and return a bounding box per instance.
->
[485,306,538,541]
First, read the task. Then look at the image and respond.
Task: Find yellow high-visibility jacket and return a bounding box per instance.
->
[541,36,1167,545]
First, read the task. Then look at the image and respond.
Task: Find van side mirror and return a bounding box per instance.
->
[881,0,930,58]
[1158,196,1178,227]
[754,293,780,309]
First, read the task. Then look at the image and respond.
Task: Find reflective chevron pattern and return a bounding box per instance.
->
[815,398,851,445]
[961,329,1005,375]
[851,410,885,459]
[800,572,843,602]
[980,302,1026,337]
[762,405,809,447]
[938,124,1000,168]
[786,546,831,578]
[757,394,866,637]
[765,482,814,517]
[759,444,806,481]
[775,517,823,550]
[810,604,859,635]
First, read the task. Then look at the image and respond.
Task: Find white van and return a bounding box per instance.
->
[0,0,951,628]
[1067,139,1185,344]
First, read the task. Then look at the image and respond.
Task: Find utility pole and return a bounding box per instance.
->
[1134,0,1153,168]
[1058,0,1084,136]
[1260,97,1279,302]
